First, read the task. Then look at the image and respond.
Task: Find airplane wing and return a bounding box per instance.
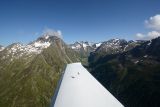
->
[50,63,124,107]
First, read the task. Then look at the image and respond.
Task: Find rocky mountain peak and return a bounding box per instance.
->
[0,45,4,51]
[0,32,65,61]
[27,31,64,54]
[37,34,61,43]
[106,38,127,45]
[70,41,96,51]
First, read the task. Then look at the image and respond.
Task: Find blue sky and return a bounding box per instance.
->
[0,0,160,46]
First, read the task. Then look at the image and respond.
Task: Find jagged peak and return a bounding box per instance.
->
[42,29,62,39]
[107,38,127,43]
[6,42,24,49]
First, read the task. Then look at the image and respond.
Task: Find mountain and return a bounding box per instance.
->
[0,45,4,51]
[1,33,159,107]
[89,39,144,64]
[0,32,81,107]
[70,41,102,64]
[95,39,145,55]
[70,41,103,53]
[70,41,94,55]
[95,39,128,54]
[70,39,144,65]
[88,37,160,107]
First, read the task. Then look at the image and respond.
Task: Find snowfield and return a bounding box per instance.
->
[52,63,124,107]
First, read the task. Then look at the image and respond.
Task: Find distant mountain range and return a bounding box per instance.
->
[70,39,145,58]
[0,31,159,107]
[88,37,160,107]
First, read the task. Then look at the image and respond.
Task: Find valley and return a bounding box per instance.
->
[0,31,160,107]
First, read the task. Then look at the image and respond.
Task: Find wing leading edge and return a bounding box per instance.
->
[51,63,124,107]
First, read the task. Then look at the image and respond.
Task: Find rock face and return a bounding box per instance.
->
[88,37,160,107]
[70,41,95,56]
[70,39,145,58]
[94,39,145,55]
[69,41,101,64]
[0,31,81,107]
[70,39,144,66]
[89,39,144,64]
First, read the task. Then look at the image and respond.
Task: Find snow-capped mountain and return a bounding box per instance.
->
[27,35,60,53]
[0,31,81,107]
[92,42,102,49]
[69,41,95,56]
[0,31,159,107]
[70,41,103,57]
[88,38,145,64]
[1,43,30,61]
[0,31,64,61]
[70,41,102,50]
[95,38,144,55]
[0,35,146,62]
[70,39,145,57]
[88,37,160,107]
[0,45,4,51]
[70,41,93,50]
[96,39,128,54]
[27,32,64,53]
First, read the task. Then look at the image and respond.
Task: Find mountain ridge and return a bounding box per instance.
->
[0,31,81,107]
[88,37,160,107]
[0,31,158,107]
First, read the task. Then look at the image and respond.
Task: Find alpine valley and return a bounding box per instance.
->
[0,30,160,107]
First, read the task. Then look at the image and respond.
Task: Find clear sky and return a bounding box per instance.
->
[0,0,160,46]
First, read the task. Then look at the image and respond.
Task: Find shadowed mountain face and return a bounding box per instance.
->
[88,37,160,107]
[88,39,144,65]
[70,39,144,66]
[0,34,81,107]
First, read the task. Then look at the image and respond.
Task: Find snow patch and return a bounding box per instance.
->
[0,47,5,51]
[44,35,50,39]
[144,55,148,58]
[134,60,139,64]
[33,41,50,48]
[4,40,51,60]
[147,40,152,46]
[95,43,102,48]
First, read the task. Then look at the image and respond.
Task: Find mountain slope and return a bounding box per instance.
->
[70,41,97,64]
[0,33,80,107]
[88,37,160,107]
[89,39,144,65]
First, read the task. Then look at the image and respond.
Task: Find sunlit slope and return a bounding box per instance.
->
[0,38,80,107]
